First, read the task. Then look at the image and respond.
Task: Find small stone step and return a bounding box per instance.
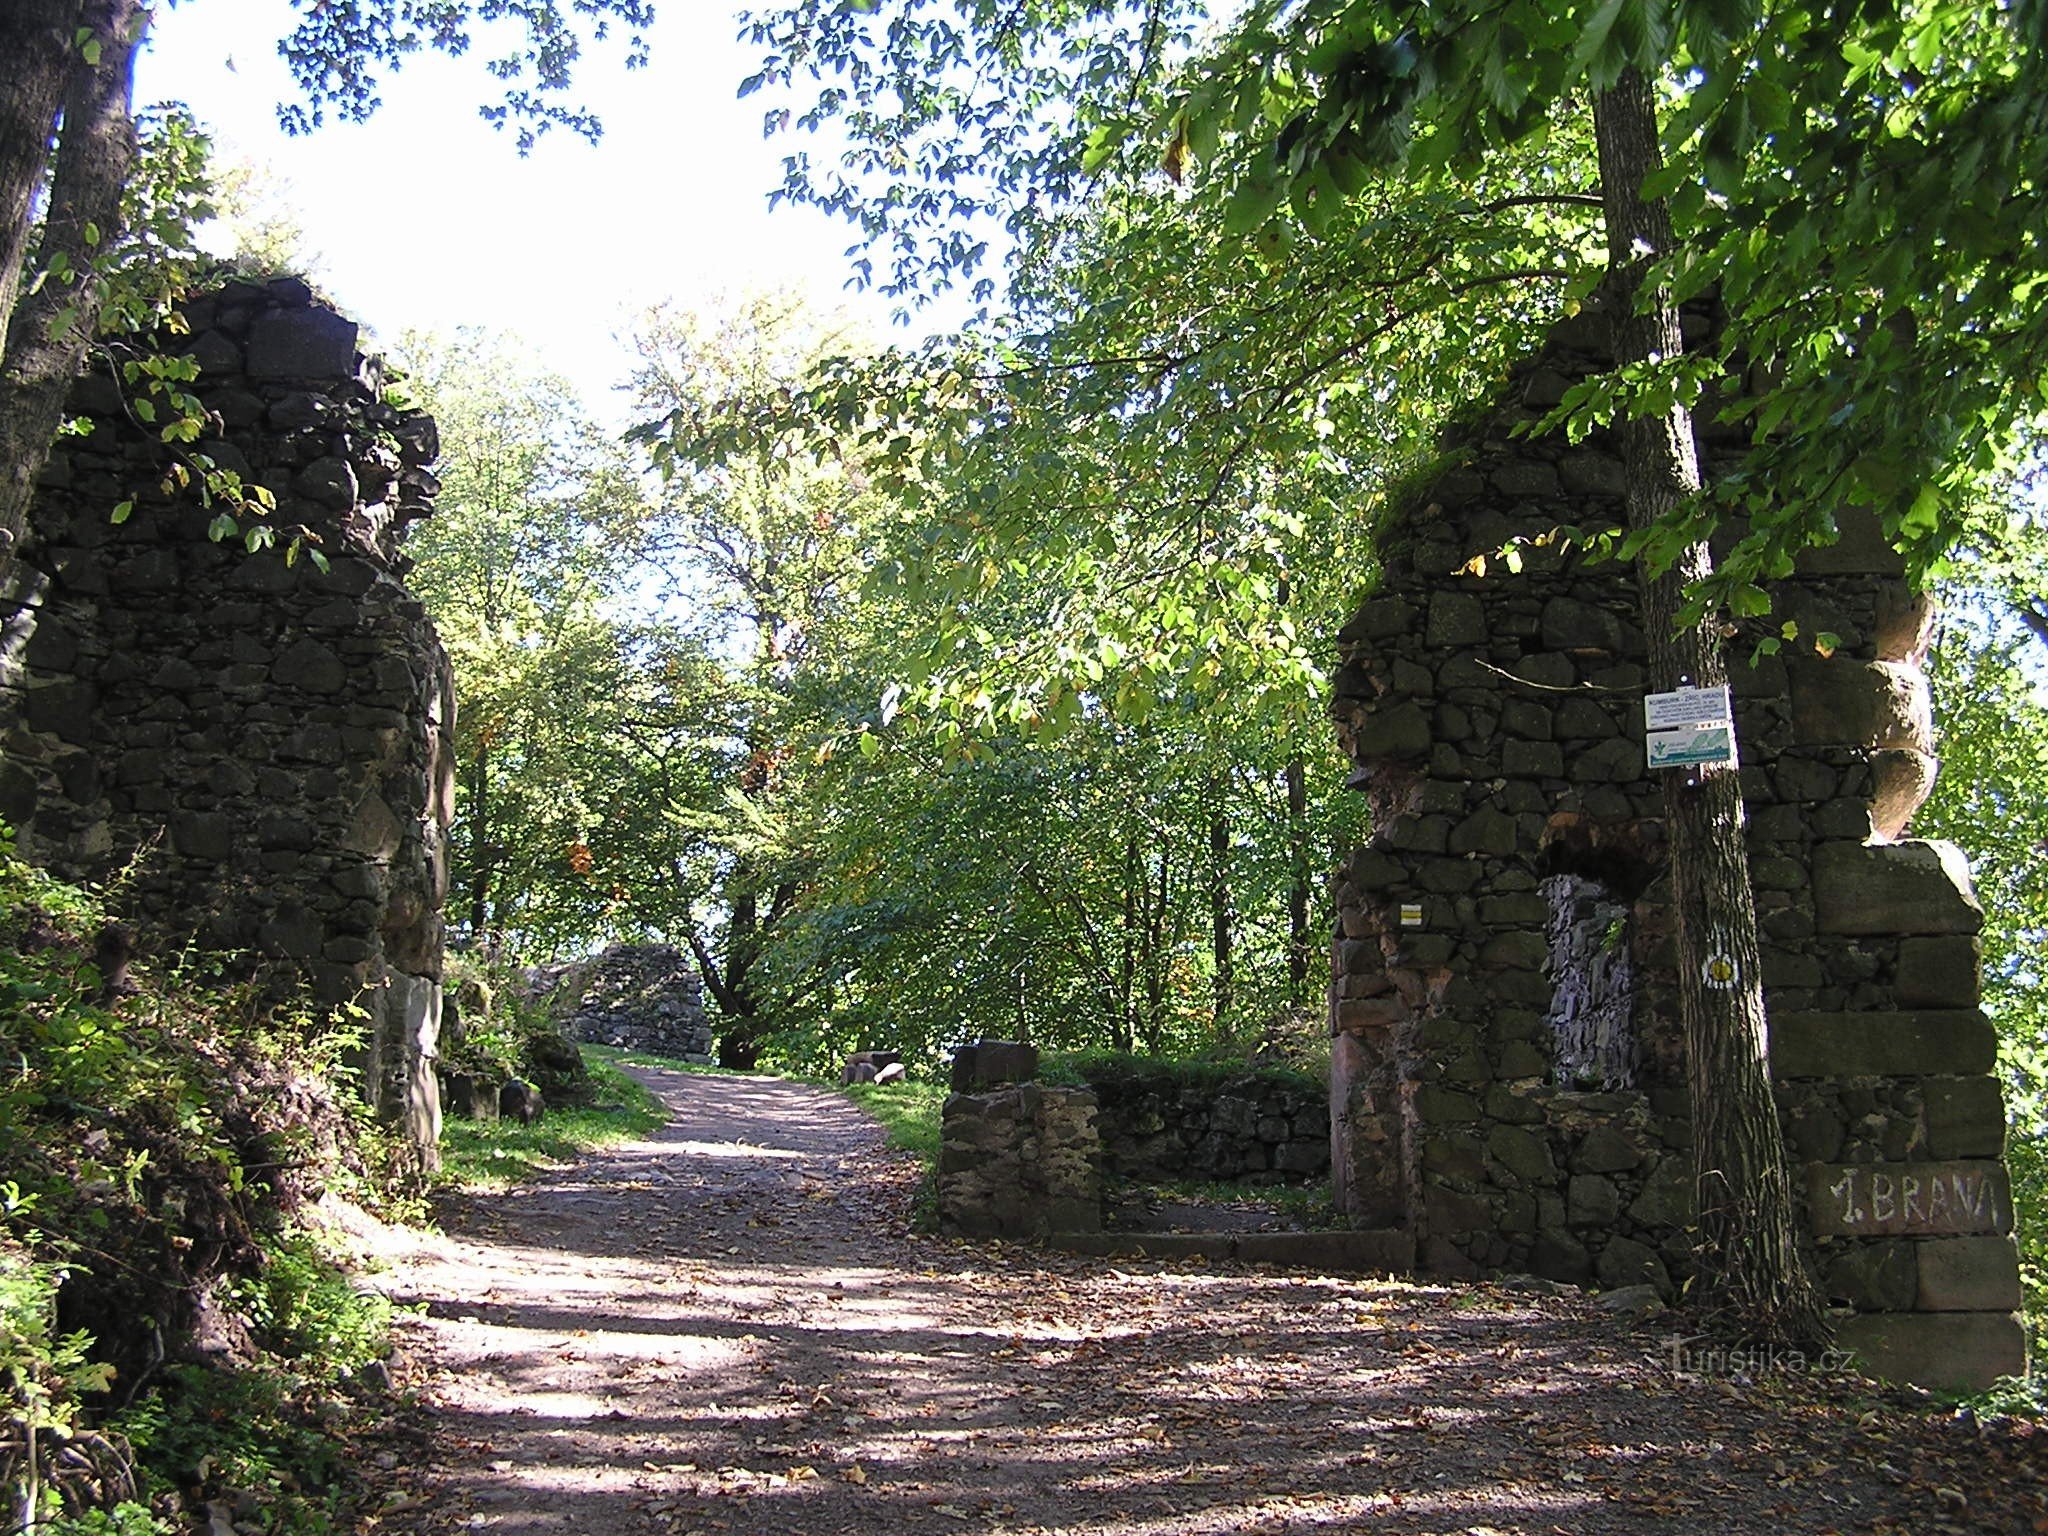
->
[1043,1228,1413,1274]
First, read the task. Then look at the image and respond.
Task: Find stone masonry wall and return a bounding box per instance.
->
[938,1042,1102,1239]
[0,278,454,1157]
[1326,305,2023,1389]
[543,943,714,1062]
[1083,1063,1330,1186]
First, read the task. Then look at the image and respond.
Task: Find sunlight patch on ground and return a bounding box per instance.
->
[654,1137,811,1161]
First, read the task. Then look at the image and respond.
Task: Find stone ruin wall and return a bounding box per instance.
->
[1086,1066,1330,1186]
[938,1042,1103,1240]
[539,943,714,1062]
[0,278,454,1156]
[1328,308,2023,1389]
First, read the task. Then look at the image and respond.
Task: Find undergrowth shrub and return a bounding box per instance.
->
[442,951,592,1107]
[0,832,406,1534]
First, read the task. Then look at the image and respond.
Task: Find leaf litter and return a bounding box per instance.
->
[359,1067,2044,1536]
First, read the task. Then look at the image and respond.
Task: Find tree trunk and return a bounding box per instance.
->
[466,740,494,939]
[0,0,143,586]
[0,0,78,351]
[1284,754,1310,993]
[1209,802,1234,1033]
[1593,70,1825,1347]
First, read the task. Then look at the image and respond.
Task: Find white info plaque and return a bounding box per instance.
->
[1644,684,1738,770]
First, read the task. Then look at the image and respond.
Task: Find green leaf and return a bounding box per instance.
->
[1223,169,1286,235]
[109,500,133,525]
[1571,0,1630,90]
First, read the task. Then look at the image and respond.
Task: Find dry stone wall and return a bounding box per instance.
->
[543,943,713,1062]
[0,278,454,1157]
[938,1042,1102,1239]
[1327,306,2023,1389]
[1082,1063,1330,1186]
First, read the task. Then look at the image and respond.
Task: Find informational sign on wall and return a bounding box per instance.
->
[1644,684,1739,770]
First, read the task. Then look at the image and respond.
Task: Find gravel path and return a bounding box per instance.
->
[368,1067,2043,1535]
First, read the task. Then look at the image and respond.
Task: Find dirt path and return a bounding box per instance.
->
[368,1068,2042,1536]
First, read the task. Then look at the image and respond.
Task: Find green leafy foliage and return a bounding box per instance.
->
[758,705,1361,1074]
[397,328,675,951]
[1919,604,2048,1371]
[269,0,657,152]
[0,833,407,1534]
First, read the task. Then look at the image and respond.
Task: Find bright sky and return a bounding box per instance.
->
[135,0,917,415]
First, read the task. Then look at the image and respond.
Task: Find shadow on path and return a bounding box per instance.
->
[372,1068,2043,1536]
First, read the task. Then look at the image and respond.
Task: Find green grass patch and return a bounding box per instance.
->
[436,1049,666,1191]
[838,1077,946,1166]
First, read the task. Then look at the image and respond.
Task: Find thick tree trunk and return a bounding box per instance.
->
[1593,71,1825,1346]
[0,0,143,584]
[0,0,78,348]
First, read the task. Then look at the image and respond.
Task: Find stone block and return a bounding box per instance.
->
[1336,996,1406,1035]
[1501,738,1565,777]
[1805,1161,2012,1238]
[1571,1126,1644,1174]
[1921,1076,2006,1159]
[1382,813,1449,853]
[1812,840,1982,935]
[1530,1228,1592,1284]
[1893,935,1979,1009]
[1555,698,1620,738]
[1833,1312,2025,1393]
[1625,1155,1694,1229]
[1426,591,1487,647]
[1770,1009,1996,1079]
[294,456,360,510]
[1869,749,1938,841]
[172,811,236,862]
[1541,596,1626,654]
[1595,1236,1670,1297]
[1788,659,1931,752]
[247,305,359,378]
[1501,699,1553,738]
[1791,509,1906,577]
[1567,1173,1621,1226]
[1487,1125,1557,1183]
[23,679,98,745]
[1480,931,1548,970]
[1337,597,1416,642]
[1415,1085,1482,1122]
[1359,701,1432,760]
[1914,1236,2023,1312]
[949,1040,1039,1091]
[1570,737,1643,783]
[1417,859,1483,894]
[1449,806,1518,856]
[1821,1240,1918,1311]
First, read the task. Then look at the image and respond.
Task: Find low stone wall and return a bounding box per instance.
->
[938,1081,1102,1239]
[1081,1063,1330,1186]
[543,944,713,1062]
